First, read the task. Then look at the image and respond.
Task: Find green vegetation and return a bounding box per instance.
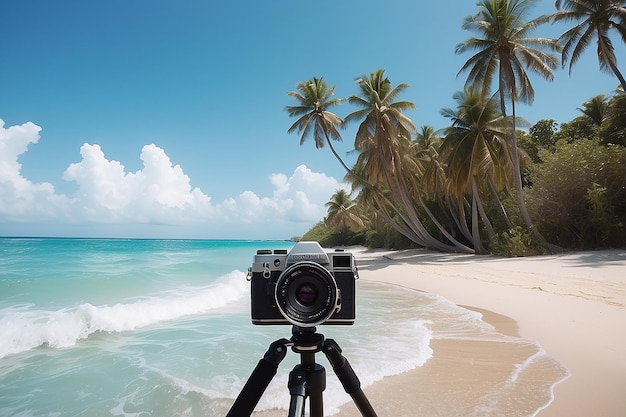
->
[287,0,626,256]
[526,139,626,248]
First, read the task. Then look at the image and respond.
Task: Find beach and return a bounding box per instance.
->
[2,238,624,416]
[334,247,626,417]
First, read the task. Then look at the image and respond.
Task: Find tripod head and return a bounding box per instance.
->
[290,326,325,354]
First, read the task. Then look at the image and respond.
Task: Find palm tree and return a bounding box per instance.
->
[578,93,609,125]
[286,74,428,247]
[553,0,626,91]
[285,77,351,172]
[325,189,364,232]
[286,77,391,196]
[414,125,442,163]
[456,0,560,233]
[414,125,446,200]
[598,91,626,144]
[440,88,514,252]
[345,69,473,253]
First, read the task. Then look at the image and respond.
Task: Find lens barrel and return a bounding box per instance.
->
[274,261,339,327]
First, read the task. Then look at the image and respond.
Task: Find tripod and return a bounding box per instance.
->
[225,326,378,417]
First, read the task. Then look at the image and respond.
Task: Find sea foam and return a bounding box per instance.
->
[0,270,247,358]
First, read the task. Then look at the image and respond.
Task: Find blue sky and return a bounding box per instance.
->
[1,0,624,239]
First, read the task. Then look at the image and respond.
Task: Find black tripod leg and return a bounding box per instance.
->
[287,368,307,417]
[225,338,290,417]
[323,339,379,417]
[287,363,326,417]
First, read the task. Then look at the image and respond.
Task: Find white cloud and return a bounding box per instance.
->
[217,165,349,226]
[0,120,70,221]
[0,119,350,238]
[62,143,214,223]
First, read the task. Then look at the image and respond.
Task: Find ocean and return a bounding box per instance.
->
[0,238,568,417]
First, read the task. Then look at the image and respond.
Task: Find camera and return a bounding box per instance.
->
[247,241,357,327]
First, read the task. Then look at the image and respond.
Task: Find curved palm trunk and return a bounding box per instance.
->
[510,99,535,231]
[325,134,428,244]
[325,132,468,252]
[488,176,513,229]
[386,168,466,252]
[375,203,432,246]
[472,176,496,242]
[418,193,475,253]
[452,197,474,243]
[498,70,535,233]
[378,135,474,253]
[370,190,456,250]
[471,188,487,254]
[324,134,358,179]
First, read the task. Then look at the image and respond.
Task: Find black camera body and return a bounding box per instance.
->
[248,241,357,327]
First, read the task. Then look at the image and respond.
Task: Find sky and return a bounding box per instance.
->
[1,0,624,240]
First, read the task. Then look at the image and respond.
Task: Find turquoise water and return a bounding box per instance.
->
[1,238,571,416]
[0,238,435,416]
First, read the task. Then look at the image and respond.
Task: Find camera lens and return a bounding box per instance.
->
[295,283,317,306]
[275,261,339,327]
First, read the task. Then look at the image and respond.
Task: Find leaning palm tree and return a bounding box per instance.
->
[440,88,515,252]
[324,189,364,232]
[553,0,626,91]
[456,0,560,233]
[285,77,351,172]
[345,69,473,253]
[286,77,389,195]
[286,74,433,248]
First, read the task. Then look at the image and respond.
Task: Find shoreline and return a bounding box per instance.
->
[345,247,626,417]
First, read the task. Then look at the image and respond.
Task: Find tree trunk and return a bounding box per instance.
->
[488,176,513,229]
[510,100,535,231]
[498,71,535,233]
[471,190,487,254]
[472,176,495,241]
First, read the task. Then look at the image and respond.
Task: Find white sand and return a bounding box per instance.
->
[349,247,626,417]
